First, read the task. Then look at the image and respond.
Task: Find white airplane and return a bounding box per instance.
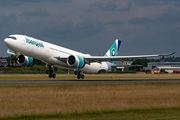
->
[4,34,175,79]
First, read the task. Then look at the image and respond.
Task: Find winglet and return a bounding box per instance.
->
[159,52,176,56]
[7,49,16,55]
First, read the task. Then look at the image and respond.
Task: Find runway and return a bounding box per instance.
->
[0,79,180,84]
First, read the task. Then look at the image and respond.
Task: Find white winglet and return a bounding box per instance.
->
[7,49,16,55]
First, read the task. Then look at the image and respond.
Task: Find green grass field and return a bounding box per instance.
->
[1,107,180,120]
[0,81,179,119]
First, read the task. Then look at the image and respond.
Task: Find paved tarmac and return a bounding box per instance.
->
[0,79,180,84]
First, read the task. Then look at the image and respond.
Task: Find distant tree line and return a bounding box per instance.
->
[130,59,148,71]
[6,55,16,64]
[144,58,160,62]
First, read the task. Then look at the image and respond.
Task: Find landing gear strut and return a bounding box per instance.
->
[75,70,84,79]
[46,65,56,78]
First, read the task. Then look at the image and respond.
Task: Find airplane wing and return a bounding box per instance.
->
[55,52,175,64]
[84,52,175,63]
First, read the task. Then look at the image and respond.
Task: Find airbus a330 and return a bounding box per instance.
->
[4,34,175,79]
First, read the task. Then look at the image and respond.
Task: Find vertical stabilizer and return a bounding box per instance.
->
[104,39,121,57]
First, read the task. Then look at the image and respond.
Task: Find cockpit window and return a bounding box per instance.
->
[7,36,17,40]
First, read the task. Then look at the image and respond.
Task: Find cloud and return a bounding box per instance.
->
[96,1,132,12]
[98,2,118,11]
[0,1,20,6]
[128,11,180,25]
[128,16,153,25]
[132,0,162,7]
[0,14,17,28]
[157,11,180,24]
[118,1,132,12]
[20,8,51,18]
[1,0,180,57]
[132,0,180,7]
[0,0,71,6]
[0,13,106,44]
[38,20,106,42]
[106,20,124,25]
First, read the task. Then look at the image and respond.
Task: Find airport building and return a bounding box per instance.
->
[117,56,180,73]
[145,62,180,73]
[147,56,180,73]
[160,56,180,62]
[0,59,7,67]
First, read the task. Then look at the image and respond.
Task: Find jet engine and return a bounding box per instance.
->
[17,55,35,67]
[67,55,86,68]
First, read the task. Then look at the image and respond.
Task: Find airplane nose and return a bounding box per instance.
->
[4,38,14,48]
[4,38,10,46]
[4,38,8,45]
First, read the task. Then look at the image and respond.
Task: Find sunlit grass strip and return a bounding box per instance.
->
[0,107,180,120]
[0,74,180,80]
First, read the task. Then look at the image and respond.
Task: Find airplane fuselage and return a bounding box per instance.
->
[4,34,110,73]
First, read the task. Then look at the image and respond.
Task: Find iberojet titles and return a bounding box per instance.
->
[25,37,44,48]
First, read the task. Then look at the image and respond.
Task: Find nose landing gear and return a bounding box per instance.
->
[46,65,56,78]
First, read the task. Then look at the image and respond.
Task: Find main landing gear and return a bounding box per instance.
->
[74,70,84,79]
[46,65,56,78]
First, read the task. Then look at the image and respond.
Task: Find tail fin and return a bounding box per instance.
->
[104,39,121,57]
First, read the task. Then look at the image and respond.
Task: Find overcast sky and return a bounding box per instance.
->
[1,0,180,57]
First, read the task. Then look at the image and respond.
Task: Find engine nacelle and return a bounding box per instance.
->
[17,55,35,67]
[67,55,86,68]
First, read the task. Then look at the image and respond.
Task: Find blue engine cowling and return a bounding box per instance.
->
[17,55,35,67]
[67,55,86,68]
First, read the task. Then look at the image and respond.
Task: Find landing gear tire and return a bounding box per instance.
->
[81,75,85,79]
[76,70,85,79]
[49,73,56,78]
[49,74,52,78]
[77,74,81,79]
[74,71,78,75]
[47,65,56,78]
[46,70,49,74]
[52,73,56,78]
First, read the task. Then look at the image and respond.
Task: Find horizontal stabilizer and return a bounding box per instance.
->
[111,64,143,69]
[112,64,143,67]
